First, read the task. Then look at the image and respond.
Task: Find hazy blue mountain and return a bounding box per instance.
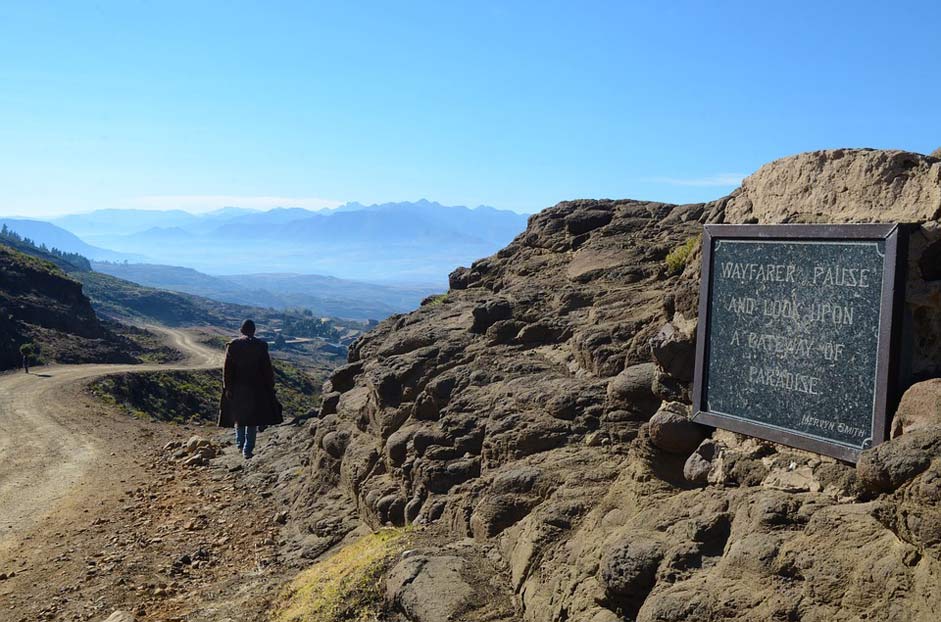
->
[56,201,529,283]
[92,261,438,320]
[52,207,266,238]
[53,209,203,237]
[0,218,145,262]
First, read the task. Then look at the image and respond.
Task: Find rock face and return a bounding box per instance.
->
[725,148,941,225]
[295,149,941,622]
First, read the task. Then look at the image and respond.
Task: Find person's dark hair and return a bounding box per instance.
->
[240,319,256,336]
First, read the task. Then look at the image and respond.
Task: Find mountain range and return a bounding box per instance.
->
[51,200,530,283]
[1,200,527,319]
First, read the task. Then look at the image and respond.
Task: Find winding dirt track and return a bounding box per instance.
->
[0,326,222,554]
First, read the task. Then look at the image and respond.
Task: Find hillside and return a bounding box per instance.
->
[279,149,941,621]
[0,244,135,369]
[0,224,91,271]
[91,261,436,320]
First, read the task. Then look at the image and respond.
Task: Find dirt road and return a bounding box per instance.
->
[0,326,222,557]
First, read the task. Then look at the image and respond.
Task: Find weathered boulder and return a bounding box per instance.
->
[891,378,941,438]
[472,299,513,332]
[857,426,941,495]
[600,537,663,610]
[321,430,350,460]
[647,402,710,455]
[319,391,341,416]
[606,363,660,417]
[386,555,474,622]
[449,266,471,290]
[649,315,697,383]
[683,438,718,484]
[327,361,365,393]
[566,209,613,235]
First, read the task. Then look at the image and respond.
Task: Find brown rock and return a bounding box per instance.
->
[725,149,941,225]
[649,315,697,383]
[647,402,709,455]
[449,266,471,290]
[606,363,660,418]
[891,379,941,437]
[386,555,474,622]
[328,361,365,393]
[857,426,941,494]
[471,299,513,332]
[600,537,663,609]
[319,391,341,416]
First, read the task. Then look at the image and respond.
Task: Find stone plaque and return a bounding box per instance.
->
[692,224,904,462]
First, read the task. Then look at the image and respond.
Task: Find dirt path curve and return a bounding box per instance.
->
[0,326,223,556]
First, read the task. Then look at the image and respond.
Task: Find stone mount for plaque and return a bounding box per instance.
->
[691,224,907,463]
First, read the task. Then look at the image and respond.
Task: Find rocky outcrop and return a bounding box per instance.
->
[724,148,941,224]
[293,148,941,622]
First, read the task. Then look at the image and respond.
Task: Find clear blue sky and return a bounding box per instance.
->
[1,1,938,217]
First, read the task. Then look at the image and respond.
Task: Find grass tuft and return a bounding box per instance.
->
[274,528,409,622]
[665,235,700,275]
[423,293,448,307]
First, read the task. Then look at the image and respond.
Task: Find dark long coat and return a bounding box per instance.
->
[218,336,281,428]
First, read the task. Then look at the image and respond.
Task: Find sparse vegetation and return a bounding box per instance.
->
[665,235,700,275]
[0,244,65,278]
[423,293,448,306]
[199,334,230,351]
[89,359,320,423]
[275,528,409,622]
[104,322,184,364]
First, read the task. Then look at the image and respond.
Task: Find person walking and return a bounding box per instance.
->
[218,320,282,459]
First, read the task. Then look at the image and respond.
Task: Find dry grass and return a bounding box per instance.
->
[274,528,410,622]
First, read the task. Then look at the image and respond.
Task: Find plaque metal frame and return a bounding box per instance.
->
[691,223,904,463]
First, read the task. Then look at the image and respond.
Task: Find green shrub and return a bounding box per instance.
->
[665,235,700,275]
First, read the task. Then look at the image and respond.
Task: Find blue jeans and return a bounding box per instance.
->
[235,425,257,457]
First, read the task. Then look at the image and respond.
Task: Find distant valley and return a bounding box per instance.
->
[92,261,437,321]
[1,200,529,320]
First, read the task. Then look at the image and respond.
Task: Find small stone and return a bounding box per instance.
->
[684,451,712,484]
[274,510,289,525]
[647,402,709,455]
[606,363,660,418]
